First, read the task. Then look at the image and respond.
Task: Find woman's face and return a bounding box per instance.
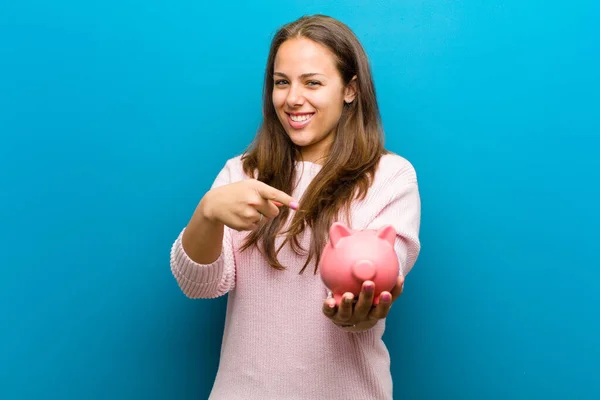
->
[272,37,356,163]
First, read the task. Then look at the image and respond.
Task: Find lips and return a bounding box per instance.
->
[286,112,315,129]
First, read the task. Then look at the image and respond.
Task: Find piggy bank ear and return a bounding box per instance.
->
[329,222,352,247]
[376,225,396,247]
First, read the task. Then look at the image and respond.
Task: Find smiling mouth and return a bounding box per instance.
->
[289,113,314,122]
[286,112,315,129]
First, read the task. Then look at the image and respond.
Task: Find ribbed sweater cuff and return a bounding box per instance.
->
[170,228,225,296]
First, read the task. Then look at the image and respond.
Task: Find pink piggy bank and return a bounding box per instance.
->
[319,222,400,306]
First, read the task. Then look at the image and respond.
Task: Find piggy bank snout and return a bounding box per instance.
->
[351,260,376,281]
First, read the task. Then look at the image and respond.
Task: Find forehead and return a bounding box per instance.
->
[274,37,339,76]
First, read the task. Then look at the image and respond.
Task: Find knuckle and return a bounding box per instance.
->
[246,190,262,206]
[355,306,369,315]
[247,197,261,207]
[242,209,256,219]
[339,313,352,321]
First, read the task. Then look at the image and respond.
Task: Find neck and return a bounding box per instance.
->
[298,136,333,164]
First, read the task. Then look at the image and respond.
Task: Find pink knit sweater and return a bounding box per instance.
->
[170,153,421,400]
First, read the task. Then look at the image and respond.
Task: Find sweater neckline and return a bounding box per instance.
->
[294,160,323,175]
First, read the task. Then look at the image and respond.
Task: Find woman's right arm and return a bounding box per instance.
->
[170,157,298,299]
[170,161,237,299]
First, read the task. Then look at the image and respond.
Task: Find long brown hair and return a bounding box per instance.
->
[240,14,388,274]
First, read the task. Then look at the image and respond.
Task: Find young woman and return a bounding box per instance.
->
[170,14,421,400]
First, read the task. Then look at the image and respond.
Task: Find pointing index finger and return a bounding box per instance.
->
[255,181,299,210]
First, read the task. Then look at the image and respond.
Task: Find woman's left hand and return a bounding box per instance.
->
[322,276,405,332]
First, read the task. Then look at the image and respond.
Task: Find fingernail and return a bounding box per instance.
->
[344,295,353,304]
[289,201,299,210]
[328,301,335,308]
[364,284,374,294]
[381,293,391,302]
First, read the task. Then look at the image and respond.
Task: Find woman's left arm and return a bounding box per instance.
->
[322,159,422,331]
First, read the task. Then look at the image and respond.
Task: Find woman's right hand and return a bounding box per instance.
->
[200,179,299,231]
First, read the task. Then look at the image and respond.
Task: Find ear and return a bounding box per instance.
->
[329,222,352,247]
[344,75,358,104]
[376,225,396,247]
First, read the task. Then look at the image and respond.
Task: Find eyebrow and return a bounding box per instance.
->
[273,72,326,79]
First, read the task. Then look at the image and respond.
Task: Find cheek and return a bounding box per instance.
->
[312,93,343,120]
[272,90,286,108]
[316,87,343,108]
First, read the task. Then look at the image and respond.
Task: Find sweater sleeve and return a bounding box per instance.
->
[365,158,421,277]
[169,159,238,298]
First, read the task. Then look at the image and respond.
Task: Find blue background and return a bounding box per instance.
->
[1,1,599,399]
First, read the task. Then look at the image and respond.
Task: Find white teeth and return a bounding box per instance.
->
[290,114,312,122]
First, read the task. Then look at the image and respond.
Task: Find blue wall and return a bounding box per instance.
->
[1,1,598,399]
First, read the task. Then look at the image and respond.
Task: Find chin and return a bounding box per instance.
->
[286,130,318,148]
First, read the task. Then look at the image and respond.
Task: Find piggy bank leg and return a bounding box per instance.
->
[333,293,344,306]
[372,294,381,305]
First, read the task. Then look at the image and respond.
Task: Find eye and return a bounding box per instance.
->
[274,79,289,86]
[306,80,322,87]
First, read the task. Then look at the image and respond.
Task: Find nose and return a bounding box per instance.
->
[352,260,376,282]
[285,84,305,107]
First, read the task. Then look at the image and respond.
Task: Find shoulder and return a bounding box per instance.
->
[349,152,420,230]
[211,154,249,189]
[373,152,418,186]
[222,154,245,173]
